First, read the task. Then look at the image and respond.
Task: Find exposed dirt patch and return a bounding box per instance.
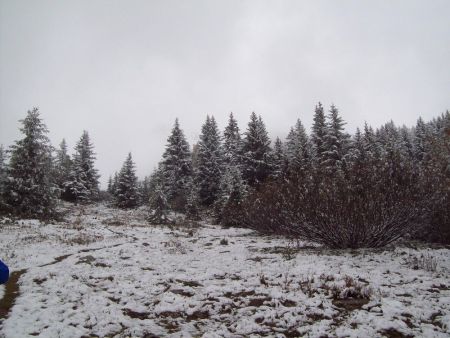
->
[248,297,272,307]
[186,310,210,321]
[122,308,150,320]
[171,289,194,297]
[280,299,297,307]
[176,279,203,287]
[224,290,255,298]
[332,298,370,311]
[0,269,27,320]
[379,328,414,338]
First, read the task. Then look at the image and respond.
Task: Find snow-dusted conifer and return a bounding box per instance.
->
[185,178,201,220]
[413,117,429,163]
[286,119,310,175]
[241,112,272,186]
[138,176,151,206]
[215,165,247,226]
[223,112,241,167]
[4,108,58,218]
[160,119,192,211]
[148,172,170,224]
[64,131,100,203]
[107,176,113,194]
[196,115,223,206]
[271,137,287,179]
[55,139,72,191]
[0,145,9,212]
[322,105,350,174]
[115,153,139,208]
[311,102,327,169]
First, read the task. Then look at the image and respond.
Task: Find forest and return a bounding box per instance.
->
[1,104,449,248]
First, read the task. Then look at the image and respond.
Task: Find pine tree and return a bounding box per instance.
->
[241,112,272,186]
[107,175,113,194]
[148,172,170,225]
[110,172,119,197]
[311,102,327,169]
[0,145,9,212]
[285,119,310,176]
[4,108,59,218]
[55,139,73,191]
[215,165,247,226]
[185,178,201,221]
[160,119,192,211]
[196,115,223,206]
[322,105,350,175]
[115,153,139,208]
[63,131,100,203]
[271,137,288,179]
[413,117,428,163]
[138,176,151,206]
[223,112,241,167]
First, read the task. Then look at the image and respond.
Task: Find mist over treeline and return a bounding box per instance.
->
[0,104,449,248]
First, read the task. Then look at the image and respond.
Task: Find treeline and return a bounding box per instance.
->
[0,105,448,247]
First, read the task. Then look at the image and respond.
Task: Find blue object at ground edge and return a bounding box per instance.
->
[0,259,9,284]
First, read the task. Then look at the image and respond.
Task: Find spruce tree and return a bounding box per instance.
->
[185,178,201,221]
[311,102,327,169]
[107,175,113,194]
[241,112,272,186]
[215,165,247,226]
[148,172,170,224]
[413,117,428,163]
[196,115,223,206]
[4,108,59,218]
[110,172,119,197]
[115,153,139,208]
[138,176,151,206]
[64,131,100,203]
[55,139,73,191]
[286,119,310,175]
[0,145,9,212]
[160,119,192,211]
[322,105,350,175]
[223,112,241,167]
[271,137,287,179]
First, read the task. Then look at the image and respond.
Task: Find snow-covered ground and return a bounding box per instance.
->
[0,204,449,338]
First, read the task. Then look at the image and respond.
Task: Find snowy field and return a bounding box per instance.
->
[0,204,449,338]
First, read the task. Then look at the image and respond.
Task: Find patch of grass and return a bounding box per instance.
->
[164,239,187,254]
[122,308,150,320]
[405,252,438,272]
[176,279,203,287]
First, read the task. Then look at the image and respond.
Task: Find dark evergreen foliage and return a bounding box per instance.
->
[54,139,73,192]
[63,131,100,203]
[115,153,139,208]
[241,112,273,186]
[195,115,223,206]
[3,108,59,218]
[223,112,241,167]
[160,119,192,211]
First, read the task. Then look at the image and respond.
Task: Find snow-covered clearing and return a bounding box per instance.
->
[0,204,449,338]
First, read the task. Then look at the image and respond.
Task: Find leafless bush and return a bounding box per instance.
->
[242,167,428,249]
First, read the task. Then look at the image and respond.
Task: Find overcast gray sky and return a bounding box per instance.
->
[1,0,449,187]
